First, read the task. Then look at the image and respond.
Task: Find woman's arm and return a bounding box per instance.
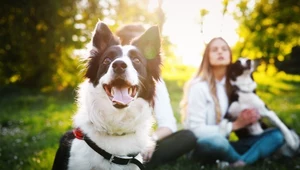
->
[142,79,176,162]
[185,83,232,138]
[154,79,177,133]
[232,108,260,131]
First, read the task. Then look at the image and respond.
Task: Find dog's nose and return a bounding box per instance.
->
[112,60,127,74]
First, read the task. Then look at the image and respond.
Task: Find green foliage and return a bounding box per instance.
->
[275,46,300,75]
[233,0,300,64]
[114,0,156,24]
[0,0,82,88]
[0,0,167,90]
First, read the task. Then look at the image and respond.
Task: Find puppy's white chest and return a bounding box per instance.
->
[238,92,264,108]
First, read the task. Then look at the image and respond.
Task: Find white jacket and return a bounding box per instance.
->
[154,79,177,132]
[184,77,232,139]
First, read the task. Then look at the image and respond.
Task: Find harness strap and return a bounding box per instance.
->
[73,128,145,170]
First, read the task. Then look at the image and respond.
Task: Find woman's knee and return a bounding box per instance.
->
[173,130,197,143]
[196,135,230,153]
[269,128,284,144]
[181,130,197,140]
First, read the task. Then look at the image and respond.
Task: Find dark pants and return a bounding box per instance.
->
[145,130,197,169]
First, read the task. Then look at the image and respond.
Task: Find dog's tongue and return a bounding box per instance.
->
[112,87,133,105]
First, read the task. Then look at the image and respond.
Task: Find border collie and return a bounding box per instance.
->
[227,57,300,157]
[52,21,161,170]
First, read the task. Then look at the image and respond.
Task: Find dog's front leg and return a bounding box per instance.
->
[248,122,264,135]
[228,102,242,118]
[265,110,299,150]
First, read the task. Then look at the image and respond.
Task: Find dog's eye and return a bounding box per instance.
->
[103,58,112,65]
[133,58,140,64]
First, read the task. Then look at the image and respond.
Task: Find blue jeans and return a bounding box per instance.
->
[192,128,284,164]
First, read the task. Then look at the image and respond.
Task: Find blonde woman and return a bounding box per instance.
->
[181,37,284,167]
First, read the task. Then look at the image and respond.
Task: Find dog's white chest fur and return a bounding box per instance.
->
[228,90,265,118]
[68,140,141,170]
[67,81,154,170]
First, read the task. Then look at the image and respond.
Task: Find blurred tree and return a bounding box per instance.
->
[0,0,169,90]
[220,0,229,35]
[111,0,158,29]
[155,0,165,32]
[233,0,300,66]
[275,46,300,74]
[0,0,82,89]
[199,9,209,45]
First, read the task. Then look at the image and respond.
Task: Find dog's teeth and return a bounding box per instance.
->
[111,87,114,96]
[128,87,132,95]
[132,87,136,96]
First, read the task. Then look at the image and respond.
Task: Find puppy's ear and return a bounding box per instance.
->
[227,63,237,81]
[131,26,161,80]
[92,21,119,52]
[85,22,119,83]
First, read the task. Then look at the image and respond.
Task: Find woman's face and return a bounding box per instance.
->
[208,39,231,67]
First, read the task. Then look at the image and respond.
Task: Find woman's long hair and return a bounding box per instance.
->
[180,37,232,124]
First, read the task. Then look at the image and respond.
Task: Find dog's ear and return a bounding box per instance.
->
[85,22,119,83]
[131,26,161,60]
[131,26,161,80]
[92,21,119,52]
[227,63,237,81]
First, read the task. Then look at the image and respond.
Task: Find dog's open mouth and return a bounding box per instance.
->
[103,82,138,108]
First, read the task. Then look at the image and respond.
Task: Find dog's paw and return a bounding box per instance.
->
[285,130,300,151]
[287,140,299,151]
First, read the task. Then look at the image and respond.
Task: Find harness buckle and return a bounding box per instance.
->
[109,155,114,163]
[127,158,132,165]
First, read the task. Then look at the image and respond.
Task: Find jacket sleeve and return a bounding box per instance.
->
[154,79,177,132]
[185,83,232,139]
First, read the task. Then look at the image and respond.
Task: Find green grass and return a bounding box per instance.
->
[1,70,300,170]
[0,87,76,170]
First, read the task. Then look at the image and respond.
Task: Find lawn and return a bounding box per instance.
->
[1,68,300,170]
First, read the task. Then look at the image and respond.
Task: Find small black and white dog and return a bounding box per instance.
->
[52,22,161,170]
[227,57,299,156]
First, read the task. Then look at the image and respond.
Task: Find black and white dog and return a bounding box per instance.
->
[52,22,161,170]
[227,57,300,156]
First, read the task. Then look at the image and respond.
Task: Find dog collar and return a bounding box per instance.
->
[73,128,85,140]
[238,89,253,93]
[72,128,145,170]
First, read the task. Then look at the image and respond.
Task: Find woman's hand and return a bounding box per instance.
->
[142,128,172,162]
[232,108,261,131]
[142,142,156,162]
